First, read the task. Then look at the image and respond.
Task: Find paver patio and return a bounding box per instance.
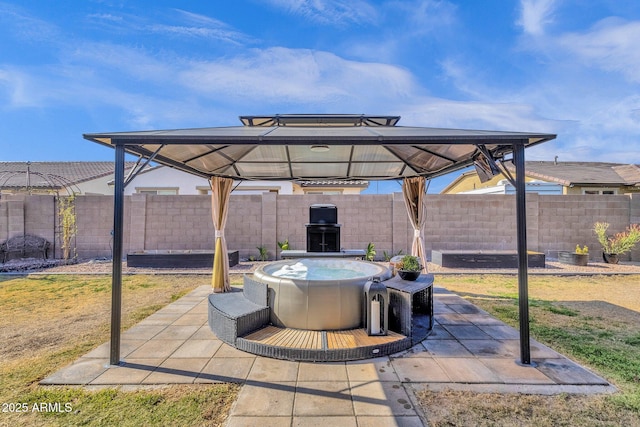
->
[42,285,615,426]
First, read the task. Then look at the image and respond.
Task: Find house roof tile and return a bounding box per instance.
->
[0,161,138,190]
[509,161,640,186]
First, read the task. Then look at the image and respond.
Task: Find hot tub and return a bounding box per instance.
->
[253,258,392,330]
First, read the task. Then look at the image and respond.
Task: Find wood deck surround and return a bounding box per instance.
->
[243,325,405,350]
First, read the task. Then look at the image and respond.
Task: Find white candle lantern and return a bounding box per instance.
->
[364,277,388,336]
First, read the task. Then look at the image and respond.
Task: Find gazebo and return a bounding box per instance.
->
[84,114,556,366]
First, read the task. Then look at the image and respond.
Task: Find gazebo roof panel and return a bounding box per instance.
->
[84,119,556,181]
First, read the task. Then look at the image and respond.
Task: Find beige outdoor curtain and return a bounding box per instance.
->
[402,177,428,273]
[210,176,233,293]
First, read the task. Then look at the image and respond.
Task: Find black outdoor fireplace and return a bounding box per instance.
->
[306,204,341,252]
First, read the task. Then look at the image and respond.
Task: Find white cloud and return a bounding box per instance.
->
[399,97,560,135]
[558,18,640,83]
[85,8,254,45]
[389,0,457,37]
[179,47,418,107]
[262,0,379,26]
[0,68,33,108]
[0,2,60,43]
[517,0,557,36]
[150,9,255,45]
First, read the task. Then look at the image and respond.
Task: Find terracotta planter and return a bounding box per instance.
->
[602,253,619,264]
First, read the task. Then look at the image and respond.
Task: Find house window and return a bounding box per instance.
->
[582,188,617,195]
[136,188,178,195]
[305,190,343,195]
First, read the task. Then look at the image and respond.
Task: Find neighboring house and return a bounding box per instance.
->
[0,161,137,196]
[442,161,640,195]
[0,162,368,196]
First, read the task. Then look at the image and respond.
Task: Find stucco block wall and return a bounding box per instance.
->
[142,195,215,251]
[536,195,632,259]
[424,195,523,252]
[2,192,639,262]
[74,195,119,259]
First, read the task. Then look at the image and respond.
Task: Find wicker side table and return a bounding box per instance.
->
[385,273,434,344]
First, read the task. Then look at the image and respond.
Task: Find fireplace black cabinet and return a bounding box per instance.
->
[306,204,341,252]
[306,225,341,252]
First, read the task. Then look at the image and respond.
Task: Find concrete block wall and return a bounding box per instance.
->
[2,192,639,262]
[628,193,640,262]
[425,195,519,252]
[142,195,214,251]
[226,195,264,259]
[536,194,632,260]
[0,201,7,241]
[74,195,118,259]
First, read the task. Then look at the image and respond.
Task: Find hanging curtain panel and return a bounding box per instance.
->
[210,176,234,293]
[402,176,428,273]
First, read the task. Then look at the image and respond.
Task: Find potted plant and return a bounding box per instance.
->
[365,242,376,262]
[593,222,640,264]
[395,254,422,281]
[277,239,290,251]
[558,245,589,266]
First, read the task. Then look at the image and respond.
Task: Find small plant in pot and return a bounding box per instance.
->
[593,222,640,264]
[395,254,422,281]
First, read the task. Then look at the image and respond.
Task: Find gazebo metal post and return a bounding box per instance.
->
[513,141,531,365]
[109,142,125,366]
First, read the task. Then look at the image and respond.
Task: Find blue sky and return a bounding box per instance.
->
[1,0,639,193]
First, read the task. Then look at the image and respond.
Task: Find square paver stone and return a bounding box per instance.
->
[233,381,296,416]
[82,340,147,359]
[138,313,184,325]
[298,362,348,382]
[292,416,358,426]
[459,339,518,358]
[356,416,425,427]
[393,343,432,359]
[196,357,255,383]
[481,358,556,384]
[442,325,492,340]
[536,358,609,385]
[89,358,162,385]
[169,339,222,358]
[142,357,209,384]
[191,325,216,339]
[425,324,454,340]
[248,357,300,382]
[499,339,564,359]
[433,303,456,314]
[448,303,483,315]
[435,357,500,383]
[351,381,417,417]
[122,324,167,340]
[226,416,293,427]
[214,343,259,358]
[423,339,472,357]
[435,313,470,326]
[172,314,207,326]
[477,325,521,339]
[127,339,185,359]
[460,314,505,326]
[391,357,450,383]
[153,325,200,340]
[346,357,400,382]
[40,358,109,385]
[294,381,354,416]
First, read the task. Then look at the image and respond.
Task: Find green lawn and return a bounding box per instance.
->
[418,274,640,426]
[2,273,639,426]
[0,274,241,427]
